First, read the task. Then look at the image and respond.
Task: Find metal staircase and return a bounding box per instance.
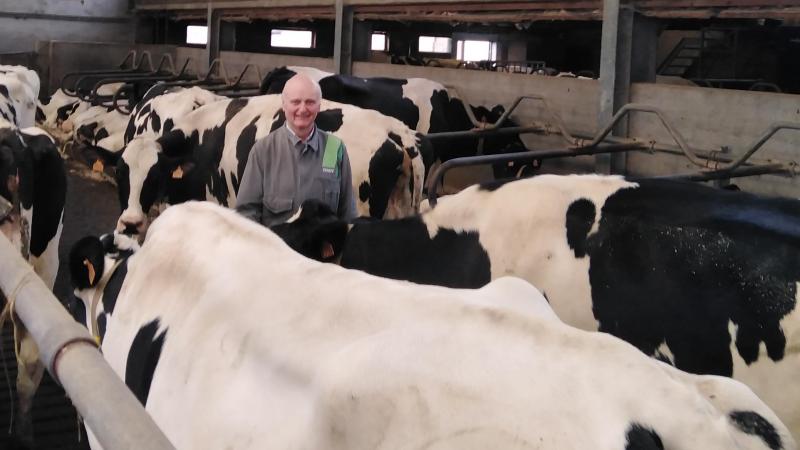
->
[658,28,737,78]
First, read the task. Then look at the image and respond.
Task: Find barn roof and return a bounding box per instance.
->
[133,0,800,23]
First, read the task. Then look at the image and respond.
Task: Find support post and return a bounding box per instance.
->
[333,0,354,75]
[597,1,658,175]
[206,5,221,73]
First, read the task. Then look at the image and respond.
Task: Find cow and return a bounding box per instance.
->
[123,84,226,143]
[65,201,795,450]
[70,104,131,172]
[0,119,67,447]
[260,66,532,179]
[0,65,39,128]
[275,174,800,439]
[115,94,427,240]
[37,83,125,142]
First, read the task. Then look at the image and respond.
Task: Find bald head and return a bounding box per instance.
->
[281,74,322,140]
[281,74,322,103]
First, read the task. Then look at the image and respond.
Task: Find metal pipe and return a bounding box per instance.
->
[426,125,550,140]
[648,163,794,182]
[426,142,644,206]
[0,236,175,450]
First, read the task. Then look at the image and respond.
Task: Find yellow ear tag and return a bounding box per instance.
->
[91,160,104,172]
[172,166,184,179]
[83,259,96,285]
[94,335,101,346]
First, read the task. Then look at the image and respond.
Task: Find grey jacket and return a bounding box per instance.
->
[235,124,357,226]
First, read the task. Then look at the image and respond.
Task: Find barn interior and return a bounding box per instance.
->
[1,1,800,449]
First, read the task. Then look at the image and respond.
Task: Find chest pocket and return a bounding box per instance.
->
[264,196,293,215]
[315,175,340,212]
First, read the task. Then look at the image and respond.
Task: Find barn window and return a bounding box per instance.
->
[456,40,497,62]
[371,33,388,51]
[185,25,208,45]
[271,29,314,48]
[418,36,452,53]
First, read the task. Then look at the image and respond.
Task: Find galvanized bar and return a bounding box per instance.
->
[426,142,644,206]
[0,236,175,450]
[648,163,794,182]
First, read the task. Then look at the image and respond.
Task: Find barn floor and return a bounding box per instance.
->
[1,159,119,450]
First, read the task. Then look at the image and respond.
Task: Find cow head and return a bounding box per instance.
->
[270,199,349,262]
[116,136,195,240]
[68,233,134,342]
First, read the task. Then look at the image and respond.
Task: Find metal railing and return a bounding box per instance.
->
[0,236,174,450]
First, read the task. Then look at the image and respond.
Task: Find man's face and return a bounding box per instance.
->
[282,78,320,136]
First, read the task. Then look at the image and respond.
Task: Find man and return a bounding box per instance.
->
[236,74,357,226]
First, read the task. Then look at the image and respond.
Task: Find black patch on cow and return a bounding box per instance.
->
[66,293,87,329]
[94,127,109,143]
[76,122,98,144]
[151,113,161,134]
[101,258,128,316]
[97,314,107,341]
[388,132,403,147]
[565,198,596,258]
[56,102,79,122]
[270,109,286,132]
[341,217,491,288]
[18,132,67,258]
[477,177,515,192]
[366,140,403,219]
[162,118,174,134]
[123,117,136,143]
[235,116,259,194]
[624,424,664,450]
[226,98,248,120]
[358,181,370,203]
[138,103,152,117]
[315,109,344,132]
[259,66,296,94]
[126,320,167,407]
[588,178,800,376]
[729,411,782,450]
[0,85,9,100]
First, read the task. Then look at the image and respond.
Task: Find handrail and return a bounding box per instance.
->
[0,236,175,450]
[426,142,645,206]
[60,50,137,96]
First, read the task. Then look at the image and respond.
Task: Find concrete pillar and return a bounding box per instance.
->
[333,0,354,75]
[205,5,221,72]
[596,0,658,174]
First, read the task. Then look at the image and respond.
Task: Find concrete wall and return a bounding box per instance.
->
[0,0,135,54]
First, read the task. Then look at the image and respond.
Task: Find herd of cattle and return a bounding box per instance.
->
[0,63,799,449]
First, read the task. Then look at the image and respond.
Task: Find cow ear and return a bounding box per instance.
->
[313,221,348,262]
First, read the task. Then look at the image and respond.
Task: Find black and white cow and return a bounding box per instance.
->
[68,201,795,450]
[278,174,800,439]
[0,120,66,446]
[260,66,530,178]
[37,83,124,140]
[0,65,39,129]
[123,84,225,143]
[116,94,427,239]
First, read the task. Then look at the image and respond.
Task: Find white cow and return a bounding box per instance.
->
[70,201,795,450]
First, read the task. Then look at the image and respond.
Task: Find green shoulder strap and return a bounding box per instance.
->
[322,134,343,176]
